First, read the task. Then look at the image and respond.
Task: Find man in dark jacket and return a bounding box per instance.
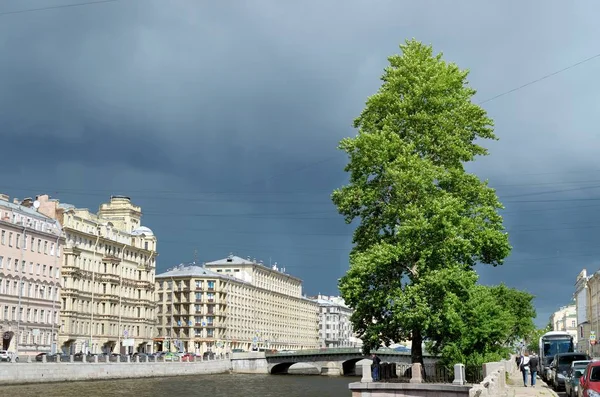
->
[528,352,539,386]
[371,354,382,381]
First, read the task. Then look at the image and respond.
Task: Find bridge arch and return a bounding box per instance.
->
[341,358,364,376]
[270,362,296,375]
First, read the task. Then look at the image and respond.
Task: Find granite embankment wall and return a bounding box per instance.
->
[230,352,269,374]
[0,360,231,385]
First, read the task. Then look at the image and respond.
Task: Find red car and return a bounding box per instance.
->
[181,353,196,362]
[579,360,600,397]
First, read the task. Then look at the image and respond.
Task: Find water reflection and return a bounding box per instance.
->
[1,373,353,397]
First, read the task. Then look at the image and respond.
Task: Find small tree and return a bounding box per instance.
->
[333,39,512,364]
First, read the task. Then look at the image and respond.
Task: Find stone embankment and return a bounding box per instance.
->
[0,359,230,385]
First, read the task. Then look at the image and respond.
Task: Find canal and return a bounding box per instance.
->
[0,373,354,396]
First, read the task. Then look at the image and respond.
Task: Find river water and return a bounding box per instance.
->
[1,374,354,396]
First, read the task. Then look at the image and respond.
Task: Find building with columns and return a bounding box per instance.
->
[155,255,319,355]
[0,194,65,356]
[37,195,157,355]
[309,294,362,348]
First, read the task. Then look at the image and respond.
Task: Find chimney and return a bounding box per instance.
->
[0,194,8,202]
[13,198,19,204]
[21,198,33,208]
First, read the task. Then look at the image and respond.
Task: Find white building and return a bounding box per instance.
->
[309,294,362,348]
[575,269,591,352]
[550,303,578,345]
[155,255,320,354]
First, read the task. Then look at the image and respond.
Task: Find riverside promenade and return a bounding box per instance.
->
[505,370,558,397]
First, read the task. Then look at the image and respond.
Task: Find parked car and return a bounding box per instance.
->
[550,352,591,391]
[579,359,600,397]
[0,350,18,362]
[565,361,590,397]
[163,352,179,361]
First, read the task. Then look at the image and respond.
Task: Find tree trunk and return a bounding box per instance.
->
[411,328,424,365]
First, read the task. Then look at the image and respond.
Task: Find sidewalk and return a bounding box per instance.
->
[505,370,558,397]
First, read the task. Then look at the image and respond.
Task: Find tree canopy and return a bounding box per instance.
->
[332,39,521,365]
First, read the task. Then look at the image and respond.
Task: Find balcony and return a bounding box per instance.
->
[102,254,121,264]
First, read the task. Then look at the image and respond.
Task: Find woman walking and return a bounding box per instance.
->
[519,351,531,387]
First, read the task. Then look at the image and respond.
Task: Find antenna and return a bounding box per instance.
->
[33,200,40,210]
[193,249,198,265]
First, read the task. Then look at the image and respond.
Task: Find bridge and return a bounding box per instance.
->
[264,348,438,375]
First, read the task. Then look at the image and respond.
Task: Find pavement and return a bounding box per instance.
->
[505,371,560,397]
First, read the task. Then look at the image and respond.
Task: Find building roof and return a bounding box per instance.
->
[205,254,303,283]
[131,226,154,236]
[205,255,255,266]
[156,263,222,278]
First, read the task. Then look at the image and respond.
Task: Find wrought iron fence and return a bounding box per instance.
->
[378,362,451,383]
[376,362,483,384]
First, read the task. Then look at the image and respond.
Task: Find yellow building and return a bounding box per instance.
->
[37,195,157,355]
[155,255,319,354]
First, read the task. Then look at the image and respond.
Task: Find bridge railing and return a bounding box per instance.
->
[266,347,417,357]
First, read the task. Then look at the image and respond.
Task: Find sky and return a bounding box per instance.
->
[1,0,599,327]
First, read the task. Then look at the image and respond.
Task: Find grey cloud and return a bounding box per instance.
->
[1,0,600,313]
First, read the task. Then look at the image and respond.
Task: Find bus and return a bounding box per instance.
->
[539,331,574,381]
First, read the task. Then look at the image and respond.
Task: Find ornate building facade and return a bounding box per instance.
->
[0,194,64,356]
[155,255,319,355]
[37,195,157,355]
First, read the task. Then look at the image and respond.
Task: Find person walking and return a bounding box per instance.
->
[519,351,531,386]
[528,352,539,387]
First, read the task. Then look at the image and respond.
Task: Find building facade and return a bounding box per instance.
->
[37,195,157,355]
[550,303,578,344]
[310,294,362,348]
[575,269,592,353]
[586,272,600,355]
[155,255,319,355]
[0,194,65,356]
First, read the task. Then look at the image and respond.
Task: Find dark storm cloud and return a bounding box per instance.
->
[1,0,600,323]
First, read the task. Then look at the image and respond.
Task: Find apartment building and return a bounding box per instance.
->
[155,255,319,354]
[550,303,578,344]
[575,269,592,353]
[37,195,157,355]
[310,294,362,348]
[0,194,65,356]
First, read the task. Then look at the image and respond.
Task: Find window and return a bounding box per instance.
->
[30,236,34,251]
[0,256,3,269]
[44,241,48,254]
[1,230,4,244]
[8,232,13,246]
[15,234,20,248]
[207,280,215,290]
[37,240,41,253]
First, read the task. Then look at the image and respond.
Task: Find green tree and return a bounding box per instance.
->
[332,39,512,364]
[428,283,536,370]
[525,322,552,354]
